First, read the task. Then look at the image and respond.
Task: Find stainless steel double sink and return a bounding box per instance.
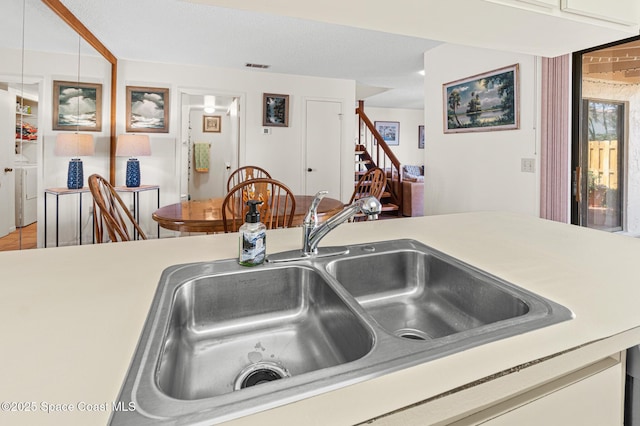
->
[110,239,573,425]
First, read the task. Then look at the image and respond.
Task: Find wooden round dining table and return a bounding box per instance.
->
[152,195,345,233]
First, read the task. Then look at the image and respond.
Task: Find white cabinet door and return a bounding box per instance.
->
[561,0,639,26]
[487,0,559,9]
[482,360,623,426]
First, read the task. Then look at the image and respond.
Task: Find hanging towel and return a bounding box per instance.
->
[194,142,210,173]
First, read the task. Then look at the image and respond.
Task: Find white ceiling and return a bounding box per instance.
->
[2,0,635,110]
[51,0,442,110]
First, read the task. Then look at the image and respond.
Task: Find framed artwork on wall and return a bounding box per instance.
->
[374,121,400,146]
[203,115,221,133]
[263,93,289,127]
[443,63,519,134]
[418,125,425,149]
[52,80,103,132]
[126,86,170,133]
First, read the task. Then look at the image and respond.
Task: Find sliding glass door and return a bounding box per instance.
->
[572,35,640,233]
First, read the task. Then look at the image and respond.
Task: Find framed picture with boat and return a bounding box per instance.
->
[443,64,519,134]
[126,86,170,133]
[374,121,400,146]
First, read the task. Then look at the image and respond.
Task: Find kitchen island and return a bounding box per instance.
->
[0,212,638,425]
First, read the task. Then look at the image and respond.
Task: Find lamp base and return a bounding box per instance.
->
[126,158,141,187]
[67,158,83,189]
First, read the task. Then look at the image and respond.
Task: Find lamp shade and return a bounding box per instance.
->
[116,134,151,157]
[55,133,95,157]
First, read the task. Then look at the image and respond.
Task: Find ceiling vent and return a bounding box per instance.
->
[245,63,270,69]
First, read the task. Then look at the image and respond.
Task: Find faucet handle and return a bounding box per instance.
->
[305,190,328,224]
[311,190,328,206]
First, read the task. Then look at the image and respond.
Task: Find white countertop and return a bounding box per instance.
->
[1,212,640,425]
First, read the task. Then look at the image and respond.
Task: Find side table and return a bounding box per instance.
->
[115,185,160,240]
[44,187,92,248]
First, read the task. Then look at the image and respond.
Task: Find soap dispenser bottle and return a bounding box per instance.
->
[238,200,266,266]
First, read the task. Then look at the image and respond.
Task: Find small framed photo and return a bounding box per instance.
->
[418,125,425,149]
[126,86,170,133]
[374,121,400,146]
[52,80,103,132]
[263,93,289,127]
[203,115,221,133]
[443,63,519,133]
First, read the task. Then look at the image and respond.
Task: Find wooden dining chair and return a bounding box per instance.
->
[222,178,296,232]
[88,174,147,243]
[226,165,272,192]
[349,167,387,221]
[350,167,387,203]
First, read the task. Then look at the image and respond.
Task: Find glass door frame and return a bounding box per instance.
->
[570,34,639,228]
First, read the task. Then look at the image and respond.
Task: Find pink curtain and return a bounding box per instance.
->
[540,54,571,223]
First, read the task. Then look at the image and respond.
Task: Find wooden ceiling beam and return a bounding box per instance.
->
[40,0,116,65]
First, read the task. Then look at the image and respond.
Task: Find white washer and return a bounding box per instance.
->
[15,163,37,227]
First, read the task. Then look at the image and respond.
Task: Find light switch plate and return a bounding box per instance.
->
[521,158,535,173]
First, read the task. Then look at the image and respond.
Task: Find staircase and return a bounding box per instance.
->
[355,101,402,216]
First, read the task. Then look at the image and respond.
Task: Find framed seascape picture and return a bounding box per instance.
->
[418,125,425,149]
[126,86,170,133]
[443,64,519,134]
[203,115,221,133]
[263,93,289,127]
[52,80,103,132]
[374,121,400,146]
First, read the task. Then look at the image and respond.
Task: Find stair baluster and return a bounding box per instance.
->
[355,101,402,216]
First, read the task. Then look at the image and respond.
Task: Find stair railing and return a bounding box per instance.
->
[355,101,403,214]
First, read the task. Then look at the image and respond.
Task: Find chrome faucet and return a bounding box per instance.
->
[267,191,383,263]
[302,191,382,255]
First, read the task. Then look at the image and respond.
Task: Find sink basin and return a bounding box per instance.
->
[111,239,572,425]
[326,248,530,341]
[157,265,373,400]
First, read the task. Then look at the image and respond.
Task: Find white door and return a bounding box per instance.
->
[0,89,15,238]
[305,99,342,198]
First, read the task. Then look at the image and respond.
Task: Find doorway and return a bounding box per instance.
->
[179,91,240,201]
[0,80,40,250]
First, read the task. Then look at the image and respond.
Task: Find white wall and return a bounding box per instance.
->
[423,44,541,216]
[360,106,424,166]
[117,59,357,223]
[582,80,640,234]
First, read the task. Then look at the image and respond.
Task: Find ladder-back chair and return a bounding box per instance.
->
[88,174,147,243]
[350,167,387,203]
[226,165,271,192]
[222,178,296,232]
[350,167,387,221]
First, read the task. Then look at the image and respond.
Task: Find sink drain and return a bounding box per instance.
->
[234,362,290,390]
[394,328,431,341]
